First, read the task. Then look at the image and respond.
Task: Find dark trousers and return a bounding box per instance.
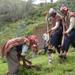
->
[6,47,19,75]
[44,46,48,54]
[62,29,75,52]
[50,26,63,53]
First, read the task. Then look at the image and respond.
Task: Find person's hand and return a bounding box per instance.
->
[47,30,51,33]
[63,32,67,35]
[63,32,69,36]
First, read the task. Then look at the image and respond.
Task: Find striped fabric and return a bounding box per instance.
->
[1,37,26,56]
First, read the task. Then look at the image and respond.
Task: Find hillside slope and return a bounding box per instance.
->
[0,49,75,75]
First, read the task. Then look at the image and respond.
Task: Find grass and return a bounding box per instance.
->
[0,58,8,75]
[31,51,75,75]
[0,48,75,75]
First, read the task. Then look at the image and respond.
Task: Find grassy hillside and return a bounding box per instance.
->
[0,0,75,75]
[19,49,75,75]
[0,3,56,45]
[0,0,75,45]
[0,58,8,75]
[0,49,75,75]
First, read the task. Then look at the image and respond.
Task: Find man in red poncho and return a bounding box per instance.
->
[27,35,39,57]
[1,35,39,75]
[59,5,75,58]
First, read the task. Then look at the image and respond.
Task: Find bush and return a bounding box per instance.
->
[0,0,34,22]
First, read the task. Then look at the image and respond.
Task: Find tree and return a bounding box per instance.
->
[0,0,34,22]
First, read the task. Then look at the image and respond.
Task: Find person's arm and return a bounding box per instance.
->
[66,17,75,33]
[51,21,59,31]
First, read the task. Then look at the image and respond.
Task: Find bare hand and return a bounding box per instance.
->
[63,32,69,36]
[47,30,51,33]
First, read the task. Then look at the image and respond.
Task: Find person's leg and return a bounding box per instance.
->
[50,32,58,46]
[6,47,19,75]
[71,42,75,48]
[50,31,62,54]
[61,30,75,57]
[31,44,38,57]
[48,49,52,64]
[44,46,48,54]
[55,46,61,54]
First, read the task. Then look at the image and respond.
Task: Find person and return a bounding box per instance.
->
[27,35,39,57]
[1,35,38,75]
[1,37,25,75]
[17,35,38,61]
[43,8,63,64]
[46,8,63,54]
[59,5,75,58]
[16,44,32,68]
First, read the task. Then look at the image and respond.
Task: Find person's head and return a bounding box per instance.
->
[24,38,30,46]
[60,5,68,16]
[49,8,57,17]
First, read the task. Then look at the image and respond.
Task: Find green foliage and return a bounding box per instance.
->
[1,50,75,75]
[0,2,47,44]
[0,58,8,75]
[19,67,40,75]
[0,0,75,44]
[0,0,75,75]
[55,0,75,11]
[61,0,75,11]
[0,0,34,23]
[25,19,35,25]
[22,51,75,75]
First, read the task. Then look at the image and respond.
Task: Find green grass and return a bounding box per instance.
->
[1,49,75,75]
[31,51,75,75]
[0,58,8,75]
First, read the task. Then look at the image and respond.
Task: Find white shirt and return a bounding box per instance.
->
[22,44,28,53]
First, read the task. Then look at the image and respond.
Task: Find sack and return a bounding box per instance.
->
[42,33,49,42]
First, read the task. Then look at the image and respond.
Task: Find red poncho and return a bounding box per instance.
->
[1,37,27,56]
[27,35,38,46]
[1,35,38,56]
